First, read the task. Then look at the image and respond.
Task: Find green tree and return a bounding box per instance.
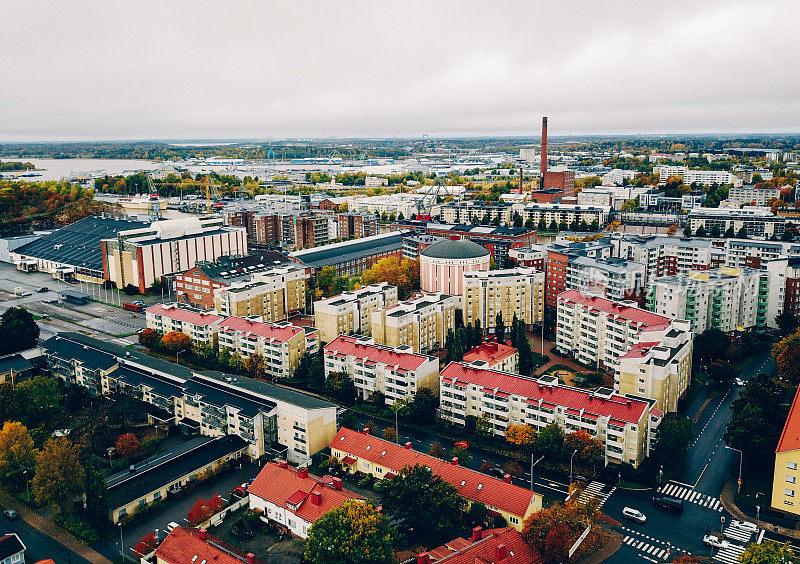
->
[0,307,39,355]
[537,218,547,231]
[406,387,439,425]
[325,371,356,404]
[474,412,492,438]
[694,328,731,363]
[776,312,799,336]
[696,226,706,237]
[738,539,795,563]
[725,373,785,467]
[450,446,471,467]
[652,416,692,477]
[725,225,735,237]
[376,464,466,545]
[466,501,487,526]
[14,375,63,426]
[31,437,84,514]
[495,312,505,343]
[304,500,395,564]
[737,227,749,239]
[683,225,692,237]
[84,460,109,528]
[535,422,565,460]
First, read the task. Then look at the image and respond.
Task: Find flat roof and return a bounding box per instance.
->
[290,231,406,269]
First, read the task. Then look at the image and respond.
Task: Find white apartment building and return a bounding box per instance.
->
[682,169,741,187]
[462,268,544,331]
[655,165,688,181]
[566,256,646,304]
[520,148,538,162]
[611,235,726,285]
[520,203,610,227]
[217,317,316,379]
[349,194,422,218]
[765,257,800,329]
[371,292,457,354]
[556,290,680,371]
[687,207,787,239]
[576,187,614,207]
[364,176,389,187]
[601,169,639,187]
[439,202,513,225]
[439,363,661,468]
[145,303,222,346]
[646,267,769,334]
[727,186,781,206]
[324,335,439,404]
[726,240,800,269]
[313,282,399,344]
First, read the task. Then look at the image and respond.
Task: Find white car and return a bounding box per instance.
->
[732,520,759,533]
[167,521,180,533]
[734,378,745,387]
[703,534,730,549]
[622,507,647,524]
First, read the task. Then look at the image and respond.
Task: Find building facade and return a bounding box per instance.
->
[420,239,491,297]
[313,283,399,344]
[145,304,222,346]
[462,268,544,332]
[214,265,309,321]
[371,293,458,354]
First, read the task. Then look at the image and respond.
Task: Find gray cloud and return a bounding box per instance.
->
[1,0,798,140]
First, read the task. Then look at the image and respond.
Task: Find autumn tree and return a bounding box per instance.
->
[521,500,599,564]
[31,437,84,514]
[161,331,191,354]
[360,256,420,300]
[738,540,795,563]
[376,464,466,545]
[134,532,159,556]
[773,328,800,386]
[382,427,397,442]
[304,500,395,564]
[187,494,225,525]
[564,430,603,466]
[504,460,523,478]
[666,223,677,236]
[245,353,266,380]
[505,424,537,451]
[0,421,37,486]
[116,433,141,456]
[428,441,446,459]
[138,328,160,349]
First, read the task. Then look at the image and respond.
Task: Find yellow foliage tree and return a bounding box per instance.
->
[360,256,419,300]
[31,437,84,514]
[0,421,37,485]
[505,424,537,449]
[304,500,394,564]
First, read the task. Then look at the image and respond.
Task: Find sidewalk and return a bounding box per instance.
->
[719,476,800,539]
[0,490,112,563]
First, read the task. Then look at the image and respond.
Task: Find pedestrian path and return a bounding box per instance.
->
[714,543,746,564]
[723,523,753,543]
[577,481,615,508]
[657,481,723,511]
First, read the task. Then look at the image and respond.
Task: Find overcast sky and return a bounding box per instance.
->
[1,0,799,141]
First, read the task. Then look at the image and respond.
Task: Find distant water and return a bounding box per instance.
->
[11,158,160,181]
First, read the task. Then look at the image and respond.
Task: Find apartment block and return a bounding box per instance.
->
[324,335,439,404]
[766,257,800,327]
[214,265,309,320]
[556,290,679,371]
[463,340,519,373]
[371,293,457,354]
[611,235,726,285]
[772,386,800,517]
[566,256,645,305]
[728,185,781,206]
[41,332,337,464]
[290,231,405,277]
[439,363,661,468]
[520,203,610,228]
[330,427,542,530]
[462,268,544,332]
[218,317,314,379]
[313,283,399,344]
[646,267,769,334]
[440,201,514,225]
[615,329,693,413]
[508,245,546,270]
[687,207,787,239]
[337,213,378,240]
[725,240,800,269]
[145,304,221,347]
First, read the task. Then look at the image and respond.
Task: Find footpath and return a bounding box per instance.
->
[719,476,800,540]
[0,490,112,563]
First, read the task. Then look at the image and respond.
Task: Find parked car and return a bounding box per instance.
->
[454,441,469,449]
[734,378,745,387]
[622,507,647,524]
[37,287,49,293]
[703,534,730,549]
[652,494,684,512]
[232,523,254,539]
[43,298,58,304]
[3,509,18,520]
[573,475,589,485]
[732,520,759,533]
[232,486,247,498]
[167,521,180,533]
[488,467,505,479]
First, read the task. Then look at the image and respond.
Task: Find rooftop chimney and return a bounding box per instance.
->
[451,457,459,466]
[496,543,508,561]
[503,474,511,483]
[331,477,343,490]
[199,528,208,541]
[417,552,430,564]
[310,491,322,506]
[278,460,288,469]
[404,442,412,449]
[540,116,549,182]
[362,427,370,435]
[298,468,308,479]
[247,554,255,564]
[471,526,483,542]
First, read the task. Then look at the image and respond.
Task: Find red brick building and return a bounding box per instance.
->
[338,213,378,240]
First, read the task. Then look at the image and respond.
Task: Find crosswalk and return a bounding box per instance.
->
[622,532,688,560]
[657,482,723,511]
[714,544,746,564]
[577,481,615,508]
[723,524,753,543]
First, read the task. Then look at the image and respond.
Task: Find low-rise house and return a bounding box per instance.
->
[145,304,222,347]
[248,461,363,538]
[324,335,439,404]
[155,527,261,564]
[418,526,543,564]
[463,341,519,374]
[330,427,542,530]
[0,534,25,564]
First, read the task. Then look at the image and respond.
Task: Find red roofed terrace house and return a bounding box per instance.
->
[146,303,222,347]
[416,525,543,564]
[324,334,440,404]
[154,526,261,564]
[463,340,519,374]
[330,427,543,530]
[440,362,661,469]
[247,460,363,538]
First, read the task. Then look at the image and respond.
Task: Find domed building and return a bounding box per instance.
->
[420,238,491,296]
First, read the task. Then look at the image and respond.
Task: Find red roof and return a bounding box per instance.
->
[463,341,518,366]
[557,290,671,329]
[331,428,538,519]
[146,304,221,326]
[155,527,260,564]
[777,385,800,453]
[218,317,303,341]
[325,335,431,371]
[618,341,662,360]
[248,462,363,524]
[427,527,542,564]
[441,362,648,424]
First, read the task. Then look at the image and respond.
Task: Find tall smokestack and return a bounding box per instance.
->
[519,166,524,194]
[540,116,548,186]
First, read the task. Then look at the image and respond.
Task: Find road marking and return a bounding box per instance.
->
[657,482,723,511]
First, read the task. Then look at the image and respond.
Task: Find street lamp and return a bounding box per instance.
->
[176,350,182,365]
[725,446,743,493]
[119,522,124,557]
[392,401,407,445]
[755,492,764,530]
[570,449,578,489]
[720,515,725,533]
[22,470,28,501]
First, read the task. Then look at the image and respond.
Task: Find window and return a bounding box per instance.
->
[789,476,797,484]
[786,489,795,497]
[509,516,519,525]
[789,462,798,470]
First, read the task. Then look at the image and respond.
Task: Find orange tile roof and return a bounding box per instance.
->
[617,341,662,360]
[331,427,538,519]
[463,341,518,366]
[146,304,221,326]
[218,317,303,341]
[777,385,800,453]
[558,289,672,329]
[154,527,259,564]
[248,462,363,524]
[427,527,542,564]
[325,335,431,371]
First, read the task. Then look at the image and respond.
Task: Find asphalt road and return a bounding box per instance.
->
[0,508,92,564]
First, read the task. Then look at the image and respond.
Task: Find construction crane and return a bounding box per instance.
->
[145,173,161,219]
[415,177,446,216]
[205,175,222,213]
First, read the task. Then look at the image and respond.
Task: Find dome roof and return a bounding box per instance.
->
[421,238,490,260]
